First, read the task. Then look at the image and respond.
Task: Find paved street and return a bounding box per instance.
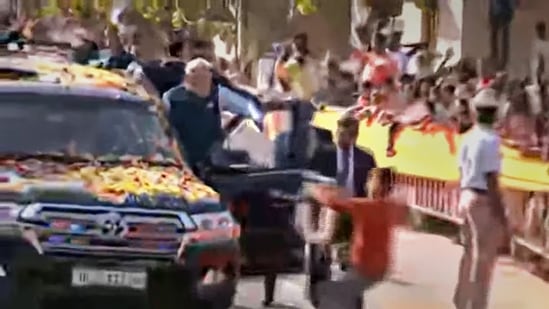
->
[233,229,549,309]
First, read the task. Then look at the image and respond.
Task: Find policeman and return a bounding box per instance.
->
[453,88,509,309]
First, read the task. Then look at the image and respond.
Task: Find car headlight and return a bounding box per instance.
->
[19,203,43,221]
[191,211,235,230]
[176,212,196,230]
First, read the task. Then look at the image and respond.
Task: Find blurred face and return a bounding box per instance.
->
[370,82,393,105]
[440,89,454,104]
[336,125,358,149]
[185,63,213,96]
[361,82,372,98]
[476,107,499,125]
[419,81,431,97]
[293,37,307,54]
[402,82,414,101]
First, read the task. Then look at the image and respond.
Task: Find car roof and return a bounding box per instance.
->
[0,54,153,103]
[0,81,146,103]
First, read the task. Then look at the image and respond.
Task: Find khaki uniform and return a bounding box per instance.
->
[454,190,506,309]
[454,90,507,309]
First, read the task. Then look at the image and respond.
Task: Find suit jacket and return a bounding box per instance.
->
[274,127,336,177]
[273,127,377,195]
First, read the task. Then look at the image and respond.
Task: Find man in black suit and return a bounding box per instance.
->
[332,115,377,269]
[334,115,376,198]
[271,104,376,307]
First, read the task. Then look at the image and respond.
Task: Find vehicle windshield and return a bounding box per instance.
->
[0,93,178,163]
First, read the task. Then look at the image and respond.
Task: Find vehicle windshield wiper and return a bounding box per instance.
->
[0,152,94,164]
[95,155,182,167]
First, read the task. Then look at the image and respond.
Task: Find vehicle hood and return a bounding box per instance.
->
[0,159,219,207]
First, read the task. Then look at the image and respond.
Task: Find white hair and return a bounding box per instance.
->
[185,57,213,75]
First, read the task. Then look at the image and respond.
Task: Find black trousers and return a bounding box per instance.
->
[317,267,381,309]
[489,18,510,70]
[306,244,332,306]
[265,243,331,306]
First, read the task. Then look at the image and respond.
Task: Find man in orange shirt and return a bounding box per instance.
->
[307,167,407,309]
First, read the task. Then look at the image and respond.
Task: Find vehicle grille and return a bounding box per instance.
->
[33,204,193,256]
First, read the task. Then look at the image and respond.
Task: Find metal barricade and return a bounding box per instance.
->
[394,173,549,266]
[513,192,549,261]
[393,174,462,225]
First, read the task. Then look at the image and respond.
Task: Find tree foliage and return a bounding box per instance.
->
[295,0,318,15]
[413,0,438,13]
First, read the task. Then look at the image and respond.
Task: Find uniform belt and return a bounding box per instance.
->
[461,187,488,195]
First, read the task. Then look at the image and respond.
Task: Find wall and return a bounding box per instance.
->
[435,0,462,64]
[401,2,422,44]
[240,0,351,61]
[461,0,549,78]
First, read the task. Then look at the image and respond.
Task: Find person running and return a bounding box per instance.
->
[307,167,407,309]
[453,88,509,309]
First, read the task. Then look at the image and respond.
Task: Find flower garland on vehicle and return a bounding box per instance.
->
[72,165,219,204]
[0,159,218,205]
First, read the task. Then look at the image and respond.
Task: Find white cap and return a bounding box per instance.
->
[393,19,405,32]
[471,88,499,108]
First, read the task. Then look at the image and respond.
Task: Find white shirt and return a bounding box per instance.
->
[530,38,549,83]
[337,145,355,196]
[434,103,453,122]
[389,50,409,74]
[256,57,276,90]
[458,125,501,190]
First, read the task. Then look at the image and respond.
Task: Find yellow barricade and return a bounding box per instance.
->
[312,108,549,192]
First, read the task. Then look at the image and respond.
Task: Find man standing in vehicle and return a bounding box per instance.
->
[163,58,224,173]
[453,88,509,309]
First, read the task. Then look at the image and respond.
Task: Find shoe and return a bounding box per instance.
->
[262,299,273,307]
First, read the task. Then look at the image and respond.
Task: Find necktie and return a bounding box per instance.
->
[337,148,350,187]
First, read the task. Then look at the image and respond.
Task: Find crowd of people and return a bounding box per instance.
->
[259,16,549,309]
[266,19,549,161]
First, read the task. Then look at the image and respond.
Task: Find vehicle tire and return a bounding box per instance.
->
[2,266,42,309]
[148,266,202,309]
[0,267,12,309]
[196,275,237,309]
[2,243,43,309]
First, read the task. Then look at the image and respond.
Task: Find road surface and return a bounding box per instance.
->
[233,229,549,309]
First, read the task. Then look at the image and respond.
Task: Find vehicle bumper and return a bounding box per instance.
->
[0,234,239,308]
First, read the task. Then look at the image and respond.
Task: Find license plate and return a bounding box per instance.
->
[71,268,147,290]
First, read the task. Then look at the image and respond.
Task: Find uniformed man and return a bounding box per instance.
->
[453,88,509,309]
